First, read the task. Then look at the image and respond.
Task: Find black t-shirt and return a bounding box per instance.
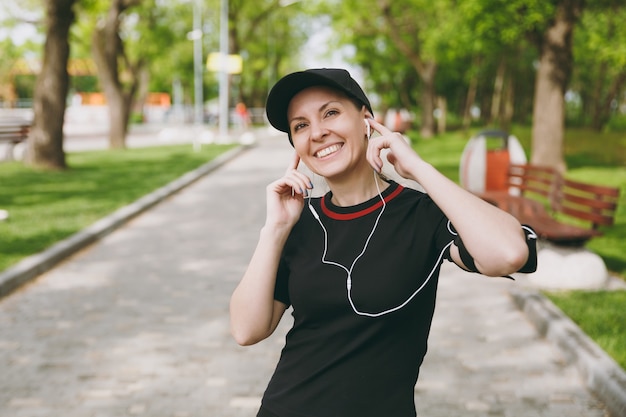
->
[262,181,457,417]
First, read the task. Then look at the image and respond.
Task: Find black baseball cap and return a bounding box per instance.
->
[266,68,373,142]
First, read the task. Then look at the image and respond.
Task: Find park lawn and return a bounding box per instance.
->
[408,126,626,371]
[544,290,626,371]
[0,143,236,272]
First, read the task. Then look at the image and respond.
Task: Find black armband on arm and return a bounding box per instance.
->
[453,224,538,278]
[454,234,479,273]
[518,225,538,273]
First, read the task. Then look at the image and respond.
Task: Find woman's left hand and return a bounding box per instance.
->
[365,118,530,276]
[365,118,423,180]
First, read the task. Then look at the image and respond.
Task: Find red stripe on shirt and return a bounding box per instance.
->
[321,185,404,220]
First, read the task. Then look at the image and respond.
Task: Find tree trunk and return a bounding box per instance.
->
[590,61,607,130]
[462,60,480,132]
[107,88,131,149]
[379,0,437,138]
[501,75,515,132]
[530,0,583,172]
[490,58,506,125]
[419,62,437,138]
[436,96,447,134]
[91,0,141,149]
[133,67,150,121]
[595,70,626,131]
[26,0,76,169]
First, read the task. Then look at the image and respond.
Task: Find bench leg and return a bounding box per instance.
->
[1,144,15,161]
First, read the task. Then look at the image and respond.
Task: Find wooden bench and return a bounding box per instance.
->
[0,120,30,161]
[478,164,620,246]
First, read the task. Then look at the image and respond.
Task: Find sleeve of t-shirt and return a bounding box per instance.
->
[420,195,456,261]
[274,257,291,306]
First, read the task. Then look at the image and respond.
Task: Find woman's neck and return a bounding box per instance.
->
[326,170,389,207]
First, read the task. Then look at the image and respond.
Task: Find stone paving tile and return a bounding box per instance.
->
[414,264,608,416]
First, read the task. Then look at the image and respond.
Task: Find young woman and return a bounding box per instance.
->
[230,68,537,417]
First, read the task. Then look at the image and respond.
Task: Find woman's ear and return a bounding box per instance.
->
[361,105,373,120]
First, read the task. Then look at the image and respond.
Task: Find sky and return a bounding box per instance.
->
[0,3,42,45]
[300,20,363,84]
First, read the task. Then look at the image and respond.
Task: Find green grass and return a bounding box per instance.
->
[409,130,469,183]
[408,126,626,371]
[0,144,236,271]
[544,290,626,370]
[508,126,626,168]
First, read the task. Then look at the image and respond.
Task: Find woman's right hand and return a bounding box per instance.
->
[265,152,312,230]
[232,153,307,346]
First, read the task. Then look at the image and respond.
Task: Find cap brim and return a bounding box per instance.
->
[266,71,353,133]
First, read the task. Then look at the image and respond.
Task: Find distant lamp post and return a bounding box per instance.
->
[218,0,228,141]
[186,0,204,127]
[204,0,239,142]
[207,53,242,141]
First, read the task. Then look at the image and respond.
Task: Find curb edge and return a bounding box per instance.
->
[510,288,626,417]
[0,144,251,299]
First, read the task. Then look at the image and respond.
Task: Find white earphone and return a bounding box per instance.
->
[306,166,456,317]
[304,116,452,317]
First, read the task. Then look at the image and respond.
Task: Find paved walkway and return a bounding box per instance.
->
[0,134,611,416]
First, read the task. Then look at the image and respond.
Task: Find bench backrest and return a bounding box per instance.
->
[554,177,620,228]
[0,124,30,142]
[507,163,559,201]
[507,163,620,229]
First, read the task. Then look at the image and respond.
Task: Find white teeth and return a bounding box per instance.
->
[316,144,342,158]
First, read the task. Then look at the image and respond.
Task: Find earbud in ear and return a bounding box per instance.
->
[365,119,371,140]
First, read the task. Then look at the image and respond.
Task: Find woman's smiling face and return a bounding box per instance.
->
[287,86,370,181]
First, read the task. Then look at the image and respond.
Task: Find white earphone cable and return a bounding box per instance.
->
[307,171,452,317]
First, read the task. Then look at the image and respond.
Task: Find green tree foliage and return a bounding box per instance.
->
[73,0,202,107]
[2,0,625,160]
[68,0,309,114]
[0,39,24,101]
[227,0,310,108]
[456,0,554,129]
[74,0,211,147]
[0,4,43,103]
[141,2,195,95]
[572,4,626,130]
[320,0,461,137]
